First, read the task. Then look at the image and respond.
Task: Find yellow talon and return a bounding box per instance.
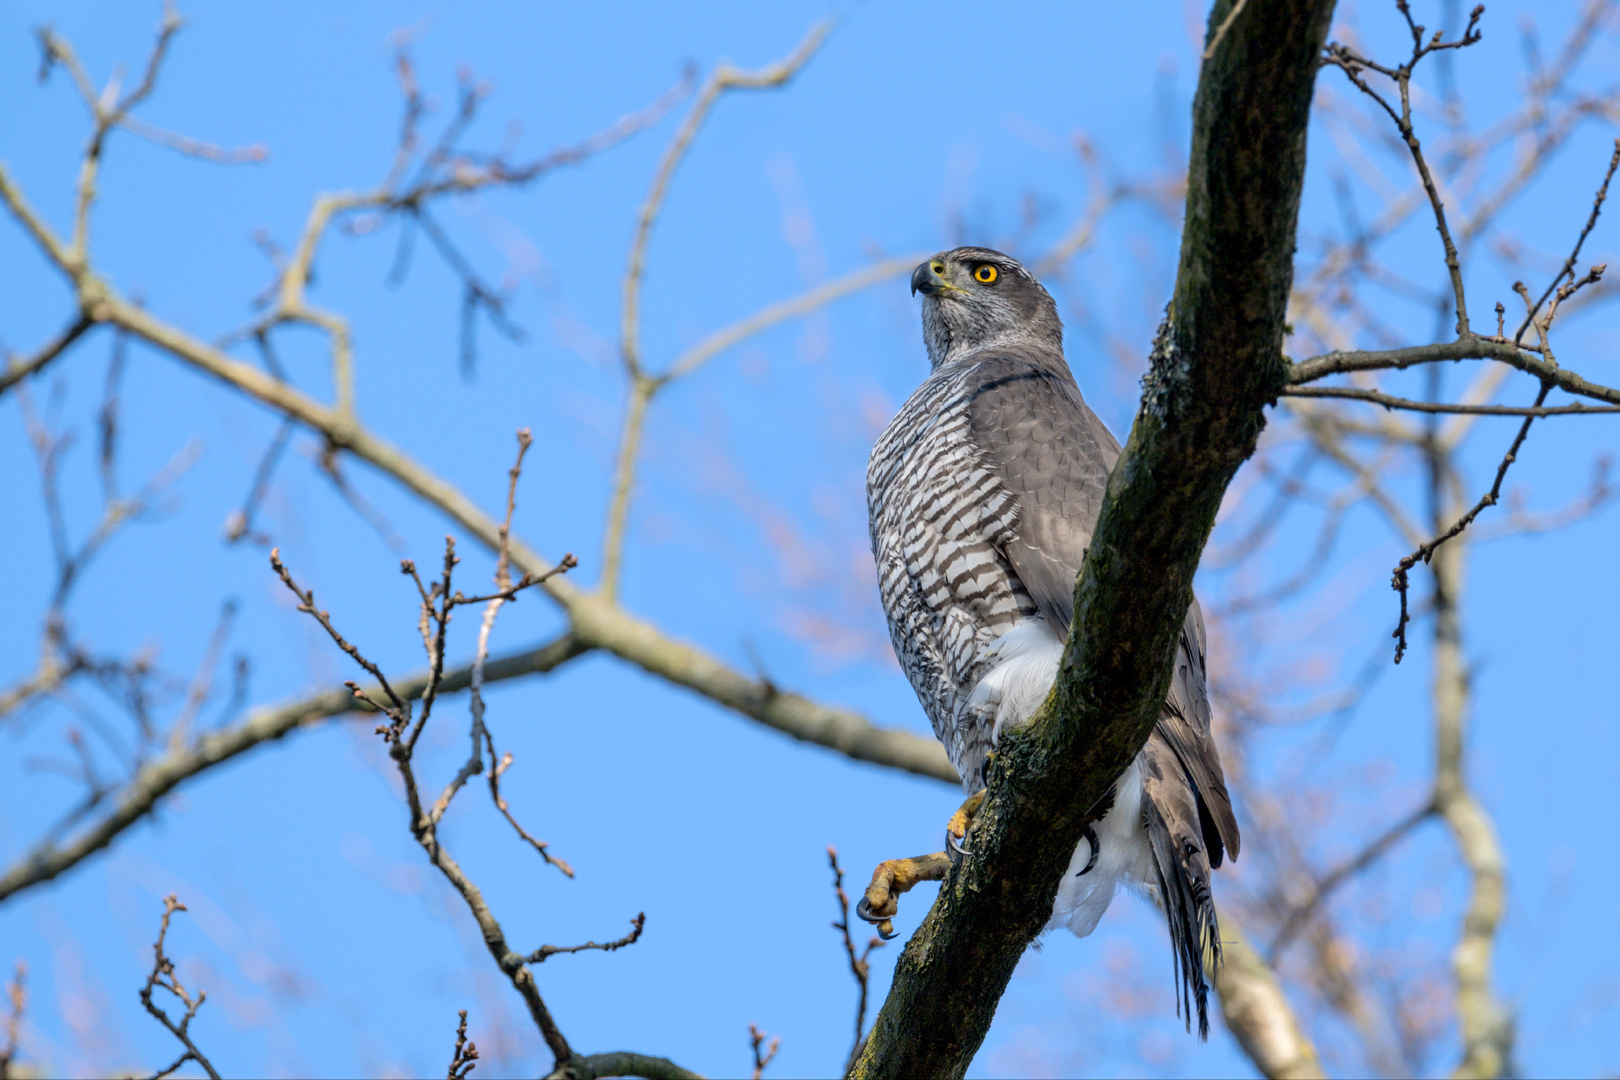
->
[945,789,986,855]
[858,852,951,939]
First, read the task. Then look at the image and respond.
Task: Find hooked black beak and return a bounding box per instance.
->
[911,261,938,297]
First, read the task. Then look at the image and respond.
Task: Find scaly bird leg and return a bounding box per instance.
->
[945,789,986,857]
[856,790,987,940]
[856,852,951,940]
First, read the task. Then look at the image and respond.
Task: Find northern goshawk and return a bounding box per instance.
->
[860,247,1240,1036]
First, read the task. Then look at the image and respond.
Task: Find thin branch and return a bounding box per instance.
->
[1266,800,1436,960]
[1321,5,1486,335]
[0,962,25,1080]
[223,417,292,544]
[1426,432,1513,1078]
[1282,384,1620,415]
[599,375,654,601]
[1391,381,1553,663]
[117,114,266,164]
[1475,453,1615,539]
[828,847,883,1075]
[529,914,645,963]
[137,894,221,1080]
[660,255,923,382]
[167,599,237,751]
[447,1010,479,1080]
[748,1024,781,1080]
[1288,335,1620,406]
[601,21,830,600]
[0,316,94,395]
[619,22,830,379]
[483,745,575,877]
[1513,138,1620,344]
[316,443,410,552]
[267,548,409,718]
[0,633,588,903]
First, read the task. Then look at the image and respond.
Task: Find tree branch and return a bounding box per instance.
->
[542,1052,703,1080]
[602,22,830,599]
[1429,494,1512,1077]
[1211,915,1325,1080]
[1283,385,1620,416]
[0,315,94,395]
[851,2,1335,1074]
[1287,335,1620,405]
[1266,800,1436,959]
[0,633,586,903]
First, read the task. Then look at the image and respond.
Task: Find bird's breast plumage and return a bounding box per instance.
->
[867,361,1039,784]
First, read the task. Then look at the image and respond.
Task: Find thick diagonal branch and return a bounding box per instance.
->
[850,2,1335,1075]
[1212,916,1325,1080]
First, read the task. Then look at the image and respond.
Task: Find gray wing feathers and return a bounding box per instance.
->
[965,352,1240,1033]
[965,357,1118,637]
[966,354,1240,862]
[1158,609,1242,863]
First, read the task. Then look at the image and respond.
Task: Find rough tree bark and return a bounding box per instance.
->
[849,1,1337,1076]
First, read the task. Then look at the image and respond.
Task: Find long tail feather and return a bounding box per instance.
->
[1141,735,1222,1039]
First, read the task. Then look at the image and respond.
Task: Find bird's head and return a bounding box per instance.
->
[911,247,1063,368]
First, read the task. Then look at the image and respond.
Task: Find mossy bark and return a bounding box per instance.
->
[850,2,1337,1076]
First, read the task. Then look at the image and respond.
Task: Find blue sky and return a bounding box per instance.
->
[1,1,1618,1077]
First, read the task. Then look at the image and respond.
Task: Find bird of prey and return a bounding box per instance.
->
[859,247,1240,1036]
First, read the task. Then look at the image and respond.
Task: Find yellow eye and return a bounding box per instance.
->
[974,264,999,283]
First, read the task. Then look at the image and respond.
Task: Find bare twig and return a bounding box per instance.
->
[223,417,292,544]
[1391,381,1553,662]
[1267,800,1437,959]
[602,21,830,601]
[138,894,221,1080]
[827,846,883,1074]
[0,962,24,1080]
[1513,139,1620,344]
[1321,4,1487,335]
[1475,453,1615,539]
[448,1010,480,1080]
[1426,440,1513,1078]
[265,437,693,1078]
[1283,385,1620,416]
[316,444,410,552]
[619,22,829,379]
[1289,335,1620,404]
[268,548,409,720]
[117,114,266,164]
[748,1023,781,1080]
[0,315,93,395]
[167,599,237,751]
[660,256,923,382]
[486,748,575,878]
[529,914,646,963]
[431,430,533,824]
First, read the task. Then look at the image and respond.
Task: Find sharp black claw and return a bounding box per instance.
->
[1077,823,1100,876]
[855,898,900,939]
[947,830,973,858]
